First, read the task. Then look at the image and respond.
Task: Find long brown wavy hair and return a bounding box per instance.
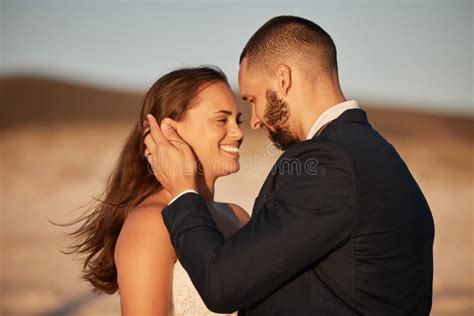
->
[63,66,229,294]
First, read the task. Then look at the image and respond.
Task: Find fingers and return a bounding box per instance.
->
[143,134,156,158]
[145,114,192,156]
[147,114,167,146]
[143,148,151,159]
[142,126,150,138]
[142,115,198,193]
[142,119,151,139]
[143,135,157,174]
[160,121,188,149]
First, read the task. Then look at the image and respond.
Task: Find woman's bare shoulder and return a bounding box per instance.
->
[115,201,176,264]
[115,200,176,315]
[126,200,167,224]
[119,190,171,237]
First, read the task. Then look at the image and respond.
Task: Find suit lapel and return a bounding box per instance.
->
[251,109,370,217]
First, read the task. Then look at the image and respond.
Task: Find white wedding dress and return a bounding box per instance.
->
[168,202,243,316]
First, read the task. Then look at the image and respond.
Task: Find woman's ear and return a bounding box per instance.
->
[160,117,179,132]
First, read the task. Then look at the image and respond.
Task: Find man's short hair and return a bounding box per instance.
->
[240,16,338,79]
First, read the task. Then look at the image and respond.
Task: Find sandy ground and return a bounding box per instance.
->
[0,77,473,315]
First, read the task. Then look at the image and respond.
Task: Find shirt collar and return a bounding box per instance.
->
[306,100,360,140]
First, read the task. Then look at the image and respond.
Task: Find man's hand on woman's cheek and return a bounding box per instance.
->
[143,114,198,199]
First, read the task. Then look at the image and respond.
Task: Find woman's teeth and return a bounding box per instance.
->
[220,145,240,153]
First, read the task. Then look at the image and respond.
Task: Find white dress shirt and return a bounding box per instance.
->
[169,189,199,205]
[170,100,360,204]
[306,100,360,139]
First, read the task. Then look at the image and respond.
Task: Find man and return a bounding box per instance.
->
[144,16,434,315]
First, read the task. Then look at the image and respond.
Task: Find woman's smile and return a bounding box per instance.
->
[220,143,240,158]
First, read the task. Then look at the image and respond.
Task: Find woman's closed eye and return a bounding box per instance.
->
[218,118,242,125]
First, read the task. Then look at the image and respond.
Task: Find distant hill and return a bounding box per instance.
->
[1,75,472,144]
[0,76,143,128]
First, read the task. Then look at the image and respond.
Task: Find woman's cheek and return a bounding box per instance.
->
[177,127,202,159]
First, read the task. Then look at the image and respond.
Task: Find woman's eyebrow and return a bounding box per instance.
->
[213,110,233,115]
[213,110,242,117]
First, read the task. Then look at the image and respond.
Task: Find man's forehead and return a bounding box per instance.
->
[238,60,248,81]
[238,66,249,97]
[238,59,255,98]
[238,83,253,101]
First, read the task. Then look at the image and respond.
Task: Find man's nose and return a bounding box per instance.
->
[250,105,261,130]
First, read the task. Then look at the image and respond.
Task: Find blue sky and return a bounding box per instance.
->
[1,0,473,115]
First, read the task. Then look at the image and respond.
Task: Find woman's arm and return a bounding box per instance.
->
[115,203,177,316]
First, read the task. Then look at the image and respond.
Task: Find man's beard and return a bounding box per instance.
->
[263,89,299,150]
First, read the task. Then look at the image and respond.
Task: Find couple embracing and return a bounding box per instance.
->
[69,16,434,315]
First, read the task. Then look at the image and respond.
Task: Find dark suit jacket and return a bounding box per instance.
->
[162,109,434,315]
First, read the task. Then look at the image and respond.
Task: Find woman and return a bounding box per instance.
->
[66,66,249,315]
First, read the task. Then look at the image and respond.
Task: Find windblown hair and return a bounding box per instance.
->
[63,66,229,294]
[240,15,338,78]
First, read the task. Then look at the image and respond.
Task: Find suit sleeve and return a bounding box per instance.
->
[162,141,357,312]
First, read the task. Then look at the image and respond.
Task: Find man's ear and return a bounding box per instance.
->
[275,64,292,97]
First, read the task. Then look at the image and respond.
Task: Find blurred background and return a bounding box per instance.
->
[0,0,472,315]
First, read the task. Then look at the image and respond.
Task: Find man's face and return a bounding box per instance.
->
[238,58,298,150]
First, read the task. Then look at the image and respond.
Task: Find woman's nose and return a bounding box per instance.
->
[229,123,244,141]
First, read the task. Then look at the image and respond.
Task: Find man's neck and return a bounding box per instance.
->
[297,95,347,140]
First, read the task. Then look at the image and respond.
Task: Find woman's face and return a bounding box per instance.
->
[176,81,243,178]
